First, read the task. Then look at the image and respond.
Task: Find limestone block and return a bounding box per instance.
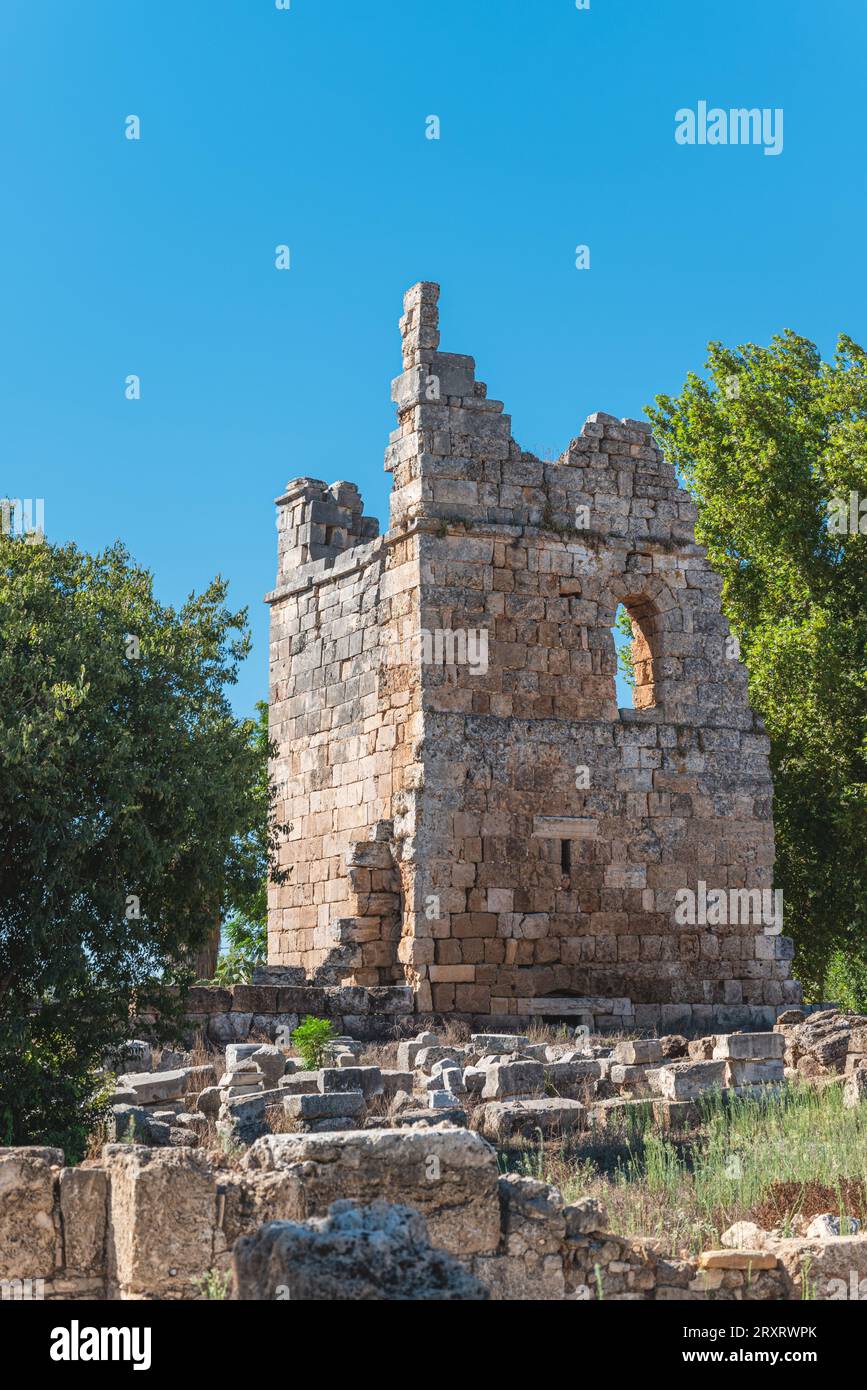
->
[0,1148,61,1279]
[103,1147,217,1298]
[59,1168,107,1275]
[380,1070,415,1097]
[480,1059,544,1101]
[725,1058,784,1086]
[113,1069,189,1105]
[396,1035,439,1071]
[277,1071,320,1095]
[477,1098,584,1143]
[283,1091,366,1123]
[712,1032,785,1060]
[698,1249,778,1270]
[773,1235,867,1298]
[612,1039,664,1065]
[651,1060,727,1100]
[470,1034,530,1055]
[234,1200,488,1300]
[225,1044,262,1070]
[843,1067,867,1109]
[217,1089,284,1145]
[239,1127,502,1257]
[414,1045,465,1075]
[318,1066,383,1100]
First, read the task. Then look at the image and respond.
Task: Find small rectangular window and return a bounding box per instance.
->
[561,840,572,875]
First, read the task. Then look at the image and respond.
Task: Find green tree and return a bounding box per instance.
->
[0,534,259,1157]
[648,332,867,999]
[218,700,288,983]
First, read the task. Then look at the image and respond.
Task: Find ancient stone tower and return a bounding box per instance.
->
[266,282,800,1031]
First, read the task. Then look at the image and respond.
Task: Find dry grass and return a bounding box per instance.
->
[503,1079,867,1257]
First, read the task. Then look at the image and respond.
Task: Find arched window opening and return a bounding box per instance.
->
[612,598,659,711]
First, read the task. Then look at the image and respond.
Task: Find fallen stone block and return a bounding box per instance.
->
[117,1040,152,1072]
[225,1044,262,1070]
[283,1091,366,1123]
[476,1098,584,1143]
[609,1063,656,1097]
[480,1059,544,1100]
[543,1060,602,1097]
[463,1066,487,1094]
[805,1213,860,1238]
[725,1058,784,1087]
[233,1200,488,1300]
[651,1099,703,1130]
[218,1088,285,1145]
[196,1086,221,1118]
[319,1066,383,1100]
[414,1046,465,1075]
[277,1071,320,1095]
[385,1107,467,1129]
[114,1069,189,1106]
[438,1066,466,1095]
[713,1032,785,1061]
[843,1067,867,1109]
[651,1060,726,1101]
[380,1069,414,1098]
[586,1098,655,1131]
[612,1039,664,1066]
[396,1034,439,1071]
[659,1034,688,1059]
[698,1249,778,1271]
[248,1046,288,1089]
[109,1105,152,1143]
[324,1037,365,1061]
[721,1221,769,1249]
[470,1034,530,1056]
[239,1127,501,1257]
[428,1090,457,1109]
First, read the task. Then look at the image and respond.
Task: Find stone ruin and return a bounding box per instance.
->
[6,1008,866,1300]
[265,281,800,1033]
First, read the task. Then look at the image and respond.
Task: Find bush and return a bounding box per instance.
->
[292,1016,337,1070]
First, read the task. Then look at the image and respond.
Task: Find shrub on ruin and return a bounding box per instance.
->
[292,1016,337,1070]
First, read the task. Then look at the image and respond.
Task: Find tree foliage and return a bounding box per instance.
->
[648,331,867,997]
[219,700,286,980]
[0,535,258,1156]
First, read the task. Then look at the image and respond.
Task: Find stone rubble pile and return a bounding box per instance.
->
[104,1012,867,1154]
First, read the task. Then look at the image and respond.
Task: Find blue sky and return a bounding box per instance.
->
[2,0,865,717]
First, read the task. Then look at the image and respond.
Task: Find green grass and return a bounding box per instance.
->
[502,1080,867,1257]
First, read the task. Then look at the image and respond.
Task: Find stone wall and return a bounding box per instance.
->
[5,1135,853,1302]
[266,281,800,1028]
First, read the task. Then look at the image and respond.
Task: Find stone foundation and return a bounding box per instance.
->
[167,980,787,1046]
[4,1134,853,1302]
